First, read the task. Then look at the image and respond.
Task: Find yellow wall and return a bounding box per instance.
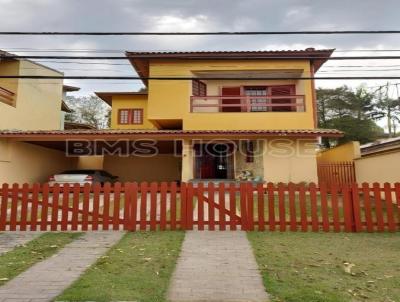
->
[0,60,63,130]
[263,139,318,183]
[147,59,315,130]
[355,151,400,184]
[0,140,77,184]
[77,156,104,169]
[317,141,361,162]
[110,94,156,129]
[103,154,181,182]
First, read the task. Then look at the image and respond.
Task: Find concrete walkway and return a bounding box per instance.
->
[0,232,40,255]
[0,231,124,302]
[168,231,269,302]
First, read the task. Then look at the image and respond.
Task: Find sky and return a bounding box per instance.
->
[1,0,400,105]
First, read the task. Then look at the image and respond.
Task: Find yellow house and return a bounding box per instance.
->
[0,51,79,183]
[0,49,342,184]
[92,49,342,183]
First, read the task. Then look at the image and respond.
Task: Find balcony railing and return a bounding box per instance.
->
[0,86,15,106]
[190,95,305,113]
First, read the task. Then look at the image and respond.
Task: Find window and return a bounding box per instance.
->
[118,109,130,124]
[192,80,207,96]
[244,87,268,112]
[117,108,143,125]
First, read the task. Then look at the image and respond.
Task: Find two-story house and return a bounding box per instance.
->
[94,49,342,183]
[0,51,79,183]
[0,49,342,184]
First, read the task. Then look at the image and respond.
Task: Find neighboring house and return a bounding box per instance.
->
[355,137,400,184]
[0,52,79,183]
[0,49,342,184]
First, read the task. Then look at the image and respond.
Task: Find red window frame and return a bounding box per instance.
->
[117,108,144,125]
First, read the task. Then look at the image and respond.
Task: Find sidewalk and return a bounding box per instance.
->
[0,231,124,302]
[168,231,269,302]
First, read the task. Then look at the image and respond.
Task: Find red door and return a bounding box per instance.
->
[221,87,242,112]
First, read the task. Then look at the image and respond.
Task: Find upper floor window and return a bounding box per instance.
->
[192,80,207,96]
[118,108,143,125]
[0,86,16,107]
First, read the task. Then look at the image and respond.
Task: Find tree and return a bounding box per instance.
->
[317,85,384,147]
[65,95,110,129]
[373,84,400,137]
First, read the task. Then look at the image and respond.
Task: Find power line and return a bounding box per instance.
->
[5,55,400,60]
[2,75,400,80]
[1,30,400,35]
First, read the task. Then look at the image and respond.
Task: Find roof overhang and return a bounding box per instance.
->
[95,92,148,106]
[0,129,343,141]
[125,49,335,86]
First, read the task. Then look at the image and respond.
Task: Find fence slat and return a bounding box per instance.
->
[40,183,50,231]
[81,183,90,231]
[373,183,385,232]
[30,184,40,231]
[50,184,61,231]
[61,184,70,231]
[229,183,237,231]
[239,183,247,231]
[395,183,400,229]
[113,182,121,231]
[351,183,362,232]
[92,183,101,231]
[342,185,353,232]
[129,183,138,231]
[219,183,226,231]
[160,182,168,231]
[208,183,215,231]
[102,183,111,231]
[20,184,29,231]
[278,183,286,232]
[0,184,9,231]
[320,183,330,232]
[288,183,297,232]
[170,182,177,230]
[330,183,340,232]
[123,183,131,231]
[247,183,254,231]
[149,182,158,231]
[257,183,265,231]
[71,184,80,231]
[180,183,187,230]
[383,183,396,232]
[10,184,19,231]
[186,183,194,230]
[197,183,205,231]
[362,183,374,232]
[140,182,148,231]
[309,183,319,232]
[267,183,276,231]
[298,184,307,232]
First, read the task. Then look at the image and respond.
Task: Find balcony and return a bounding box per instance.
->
[0,86,15,106]
[190,95,305,113]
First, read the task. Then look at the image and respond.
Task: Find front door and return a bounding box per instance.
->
[194,144,234,179]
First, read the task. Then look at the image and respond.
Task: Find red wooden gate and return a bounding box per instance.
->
[317,161,356,186]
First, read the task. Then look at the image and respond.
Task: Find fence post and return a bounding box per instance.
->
[351,183,362,232]
[180,182,187,230]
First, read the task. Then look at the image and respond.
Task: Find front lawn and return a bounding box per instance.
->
[0,232,82,286]
[248,232,400,302]
[56,231,185,302]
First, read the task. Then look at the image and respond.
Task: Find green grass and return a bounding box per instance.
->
[248,232,400,302]
[56,231,185,302]
[0,232,82,285]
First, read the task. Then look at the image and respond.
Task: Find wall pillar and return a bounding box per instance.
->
[181,139,194,182]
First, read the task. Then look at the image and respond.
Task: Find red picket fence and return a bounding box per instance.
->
[0,182,399,232]
[317,161,356,186]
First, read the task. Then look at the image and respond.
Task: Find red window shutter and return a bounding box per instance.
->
[245,141,254,163]
[270,85,296,112]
